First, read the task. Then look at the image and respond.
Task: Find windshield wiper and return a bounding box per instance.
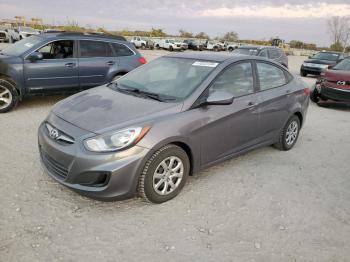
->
[116,85,176,102]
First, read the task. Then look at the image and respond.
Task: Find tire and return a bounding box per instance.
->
[156,44,160,50]
[0,77,19,113]
[112,73,125,81]
[300,71,307,77]
[141,43,146,50]
[310,88,320,103]
[138,144,190,204]
[169,46,174,52]
[274,115,301,151]
[228,47,233,52]
[214,46,219,52]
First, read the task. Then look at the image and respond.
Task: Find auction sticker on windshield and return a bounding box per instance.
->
[192,61,219,67]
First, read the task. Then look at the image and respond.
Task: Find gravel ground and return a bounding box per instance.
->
[1,47,350,262]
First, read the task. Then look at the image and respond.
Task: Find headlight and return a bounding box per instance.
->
[319,64,328,69]
[84,127,150,152]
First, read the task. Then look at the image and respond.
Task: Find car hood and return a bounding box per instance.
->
[324,70,350,81]
[52,85,183,134]
[304,59,337,65]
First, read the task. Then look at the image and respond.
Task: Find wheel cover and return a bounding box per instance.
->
[0,84,12,110]
[153,156,184,196]
[285,121,298,146]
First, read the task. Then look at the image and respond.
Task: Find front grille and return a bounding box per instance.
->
[40,149,68,179]
[0,32,6,38]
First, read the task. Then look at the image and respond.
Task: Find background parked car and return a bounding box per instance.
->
[300,51,348,77]
[204,40,223,51]
[311,57,350,104]
[0,32,146,113]
[130,36,154,49]
[183,39,204,51]
[232,46,288,68]
[18,26,40,39]
[154,39,182,51]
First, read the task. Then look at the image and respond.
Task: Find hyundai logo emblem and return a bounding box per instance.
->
[49,128,59,139]
[337,81,346,85]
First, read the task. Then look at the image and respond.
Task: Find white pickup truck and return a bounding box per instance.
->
[154,39,182,51]
[130,36,147,49]
[204,40,224,52]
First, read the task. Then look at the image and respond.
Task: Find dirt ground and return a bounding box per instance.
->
[0,48,350,262]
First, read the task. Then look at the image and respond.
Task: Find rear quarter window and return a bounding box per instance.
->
[80,40,113,58]
[111,43,134,57]
[257,62,289,90]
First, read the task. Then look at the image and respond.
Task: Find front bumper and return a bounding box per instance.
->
[319,85,350,102]
[38,116,150,200]
[300,65,325,75]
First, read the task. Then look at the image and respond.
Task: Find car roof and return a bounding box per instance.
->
[39,32,127,41]
[164,52,257,63]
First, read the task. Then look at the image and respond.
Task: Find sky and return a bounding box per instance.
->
[1,0,350,46]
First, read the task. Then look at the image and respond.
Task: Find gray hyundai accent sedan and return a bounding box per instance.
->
[38,52,309,203]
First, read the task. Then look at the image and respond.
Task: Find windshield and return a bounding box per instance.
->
[232,48,258,56]
[312,52,340,61]
[168,39,175,43]
[333,58,350,71]
[116,57,218,101]
[1,36,42,56]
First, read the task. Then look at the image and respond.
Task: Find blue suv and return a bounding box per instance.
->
[0,32,146,112]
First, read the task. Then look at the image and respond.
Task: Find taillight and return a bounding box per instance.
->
[304,88,311,96]
[139,57,147,65]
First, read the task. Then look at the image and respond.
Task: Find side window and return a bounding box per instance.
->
[269,49,281,59]
[80,40,113,58]
[111,43,134,57]
[37,40,74,59]
[257,62,287,90]
[258,49,268,58]
[210,62,254,97]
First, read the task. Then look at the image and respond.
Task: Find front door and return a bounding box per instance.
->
[198,61,260,166]
[78,40,117,89]
[24,40,79,93]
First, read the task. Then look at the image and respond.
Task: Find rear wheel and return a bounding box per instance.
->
[214,46,219,52]
[274,115,300,151]
[138,144,190,204]
[169,46,174,52]
[228,47,234,52]
[0,77,18,113]
[300,71,307,77]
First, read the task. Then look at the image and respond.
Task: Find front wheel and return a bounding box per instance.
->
[0,77,18,113]
[169,46,174,52]
[300,71,307,77]
[310,88,320,103]
[138,144,190,204]
[274,115,301,151]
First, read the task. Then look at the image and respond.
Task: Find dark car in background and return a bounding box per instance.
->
[300,51,348,77]
[0,32,146,113]
[232,46,288,68]
[311,57,350,104]
[183,39,203,51]
[38,53,309,203]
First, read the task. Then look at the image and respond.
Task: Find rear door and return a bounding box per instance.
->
[24,39,79,93]
[78,40,117,88]
[199,61,260,166]
[254,61,293,142]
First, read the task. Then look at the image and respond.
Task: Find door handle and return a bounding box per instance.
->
[106,61,115,66]
[65,62,76,68]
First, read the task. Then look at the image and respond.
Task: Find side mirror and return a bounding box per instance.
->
[204,90,234,106]
[308,55,313,59]
[28,52,43,62]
